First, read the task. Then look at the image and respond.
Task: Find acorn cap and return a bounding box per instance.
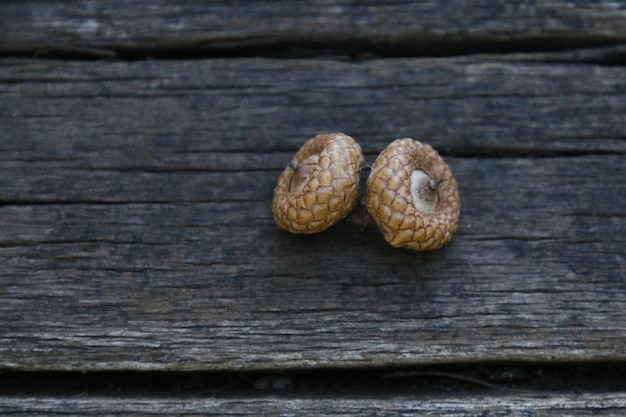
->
[366,138,460,250]
[273,133,363,233]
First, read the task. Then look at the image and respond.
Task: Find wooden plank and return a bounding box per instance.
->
[0,158,624,368]
[2,1,626,56]
[1,57,625,161]
[2,393,626,416]
[1,56,625,371]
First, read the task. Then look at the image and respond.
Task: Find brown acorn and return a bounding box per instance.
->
[272,133,364,233]
[366,138,460,250]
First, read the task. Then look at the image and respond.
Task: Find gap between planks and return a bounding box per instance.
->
[1,361,625,398]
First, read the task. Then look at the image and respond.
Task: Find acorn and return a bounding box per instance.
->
[366,138,460,250]
[272,133,364,233]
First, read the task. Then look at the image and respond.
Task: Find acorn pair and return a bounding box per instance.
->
[272,133,460,250]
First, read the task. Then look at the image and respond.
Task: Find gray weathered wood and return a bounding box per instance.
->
[2,0,626,56]
[2,392,626,416]
[2,57,625,162]
[0,55,625,371]
[0,158,624,371]
[1,0,625,414]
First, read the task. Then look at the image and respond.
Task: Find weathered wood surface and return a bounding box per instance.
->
[2,392,626,416]
[2,0,626,57]
[2,56,625,158]
[1,56,625,371]
[1,0,626,414]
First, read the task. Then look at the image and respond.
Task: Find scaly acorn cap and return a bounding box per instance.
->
[366,138,460,250]
[273,133,364,233]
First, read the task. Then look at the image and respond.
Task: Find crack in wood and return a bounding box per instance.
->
[0,362,624,397]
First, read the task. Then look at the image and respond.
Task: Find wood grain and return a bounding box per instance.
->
[2,0,626,57]
[1,1,625,413]
[2,393,626,416]
[1,160,624,371]
[1,56,625,371]
[1,57,625,164]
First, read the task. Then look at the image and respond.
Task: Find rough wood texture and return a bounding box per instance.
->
[1,56,624,371]
[2,393,626,416]
[2,57,625,162]
[2,0,626,57]
[1,1,626,414]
